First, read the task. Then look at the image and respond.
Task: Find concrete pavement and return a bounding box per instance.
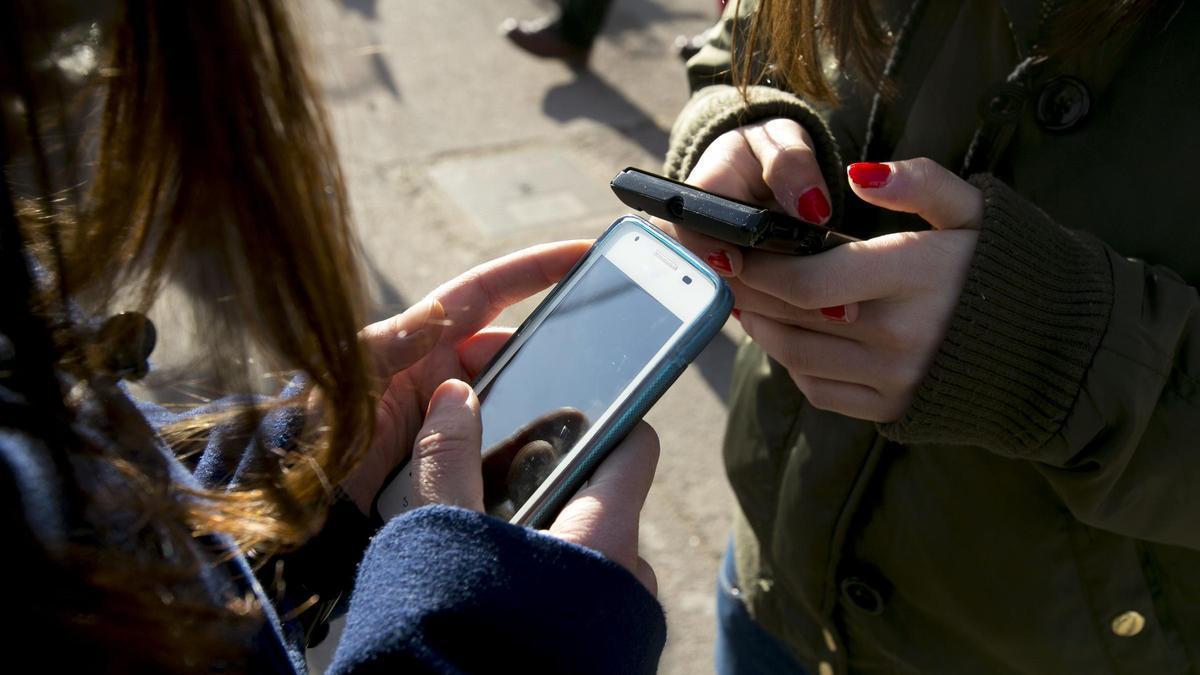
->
[300,2,739,672]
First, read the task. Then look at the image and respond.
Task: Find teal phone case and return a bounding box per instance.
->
[483,215,734,529]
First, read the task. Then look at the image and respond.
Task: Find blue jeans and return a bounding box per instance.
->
[715,544,809,675]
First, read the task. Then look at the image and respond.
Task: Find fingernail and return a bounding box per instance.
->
[819,305,847,321]
[848,162,892,188]
[706,251,733,275]
[731,308,742,320]
[430,379,472,411]
[796,188,831,224]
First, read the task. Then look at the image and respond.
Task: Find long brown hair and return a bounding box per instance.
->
[4,0,375,669]
[85,0,375,550]
[735,0,1164,105]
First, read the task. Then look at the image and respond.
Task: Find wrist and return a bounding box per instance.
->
[880,175,1114,454]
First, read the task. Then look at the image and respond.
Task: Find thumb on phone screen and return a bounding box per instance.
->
[410,379,485,512]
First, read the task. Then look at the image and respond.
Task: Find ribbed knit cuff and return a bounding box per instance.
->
[880,175,1114,455]
[664,84,846,229]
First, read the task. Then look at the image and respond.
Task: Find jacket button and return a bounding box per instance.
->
[840,576,885,615]
[1036,76,1091,131]
[978,82,1028,124]
[1111,610,1146,637]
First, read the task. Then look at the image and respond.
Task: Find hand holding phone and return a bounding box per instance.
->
[610,168,857,255]
[376,216,732,529]
[345,241,592,515]
[401,377,662,592]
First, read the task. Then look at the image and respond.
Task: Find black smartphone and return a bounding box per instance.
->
[610,167,858,255]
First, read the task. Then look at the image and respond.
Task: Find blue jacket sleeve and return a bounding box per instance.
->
[329,505,667,674]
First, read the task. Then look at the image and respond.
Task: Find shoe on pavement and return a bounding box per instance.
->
[675,33,705,62]
[499,17,590,67]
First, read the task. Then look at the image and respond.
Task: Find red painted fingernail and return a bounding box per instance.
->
[848,162,892,188]
[796,187,831,224]
[819,305,847,321]
[731,308,741,320]
[706,251,733,275]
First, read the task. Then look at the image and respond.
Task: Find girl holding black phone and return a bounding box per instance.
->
[667,0,1200,672]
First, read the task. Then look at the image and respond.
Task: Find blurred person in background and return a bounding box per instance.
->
[2,1,664,672]
[501,0,615,66]
[502,0,728,65]
[664,0,1200,672]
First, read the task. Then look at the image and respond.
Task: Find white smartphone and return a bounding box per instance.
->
[375,215,733,528]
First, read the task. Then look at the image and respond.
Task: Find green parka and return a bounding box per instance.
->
[666,0,1200,672]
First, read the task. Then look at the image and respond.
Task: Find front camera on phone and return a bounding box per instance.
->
[682,276,693,285]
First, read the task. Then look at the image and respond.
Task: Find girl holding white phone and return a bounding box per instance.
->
[2,2,663,672]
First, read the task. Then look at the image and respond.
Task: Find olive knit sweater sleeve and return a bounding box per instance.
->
[879,175,1115,451]
[886,175,1200,551]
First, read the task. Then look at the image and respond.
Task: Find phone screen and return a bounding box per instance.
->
[477,253,683,519]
